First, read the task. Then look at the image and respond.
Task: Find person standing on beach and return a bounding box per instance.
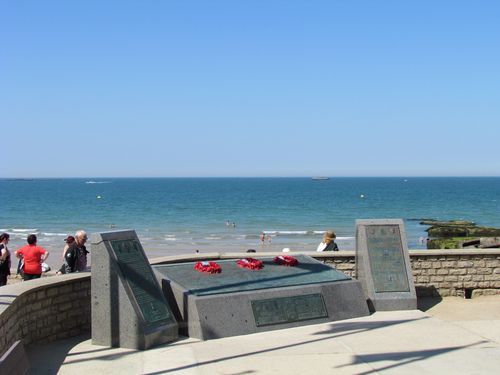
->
[0,233,12,286]
[15,234,49,281]
[316,231,339,252]
[260,232,265,244]
[63,230,89,273]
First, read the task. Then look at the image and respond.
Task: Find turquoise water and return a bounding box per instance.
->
[1,177,499,267]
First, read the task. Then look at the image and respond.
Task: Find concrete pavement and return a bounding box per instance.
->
[26,296,500,374]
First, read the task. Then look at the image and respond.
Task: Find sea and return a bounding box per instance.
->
[1,177,499,269]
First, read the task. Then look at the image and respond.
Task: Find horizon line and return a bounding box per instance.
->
[1,175,500,179]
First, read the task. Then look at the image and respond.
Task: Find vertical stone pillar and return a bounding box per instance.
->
[356,219,417,311]
[91,230,178,349]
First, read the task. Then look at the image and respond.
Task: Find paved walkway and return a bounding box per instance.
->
[27,296,500,374]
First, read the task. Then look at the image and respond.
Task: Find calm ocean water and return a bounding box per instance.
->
[1,177,499,268]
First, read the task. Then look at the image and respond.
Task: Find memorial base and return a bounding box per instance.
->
[369,295,417,312]
[167,279,368,340]
[154,256,369,340]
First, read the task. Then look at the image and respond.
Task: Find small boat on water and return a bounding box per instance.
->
[85,181,111,184]
[311,177,330,180]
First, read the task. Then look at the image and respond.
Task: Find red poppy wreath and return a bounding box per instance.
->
[194,261,222,274]
[236,258,264,270]
[273,255,299,267]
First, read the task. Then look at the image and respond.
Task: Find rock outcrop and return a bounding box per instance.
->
[420,219,500,249]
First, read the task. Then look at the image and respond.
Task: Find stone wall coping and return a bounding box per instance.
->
[149,251,360,265]
[149,249,500,265]
[408,249,500,257]
[0,247,496,301]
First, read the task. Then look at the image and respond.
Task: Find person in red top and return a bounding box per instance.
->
[15,234,49,281]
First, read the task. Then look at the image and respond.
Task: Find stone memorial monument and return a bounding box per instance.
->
[356,219,417,311]
[154,255,369,340]
[91,230,178,350]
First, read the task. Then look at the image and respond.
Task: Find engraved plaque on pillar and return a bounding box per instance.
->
[365,225,410,293]
[109,239,173,324]
[356,219,416,311]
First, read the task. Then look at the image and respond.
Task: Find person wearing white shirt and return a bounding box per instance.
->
[316,231,339,252]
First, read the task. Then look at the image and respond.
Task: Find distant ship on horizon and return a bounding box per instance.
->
[311,176,330,180]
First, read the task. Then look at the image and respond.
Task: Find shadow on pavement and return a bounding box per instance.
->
[337,341,487,374]
[418,296,444,312]
[26,334,90,375]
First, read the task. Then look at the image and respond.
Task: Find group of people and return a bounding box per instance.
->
[58,230,89,274]
[0,230,89,286]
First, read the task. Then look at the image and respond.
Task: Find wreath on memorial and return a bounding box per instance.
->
[194,261,222,274]
[236,258,264,270]
[273,255,299,267]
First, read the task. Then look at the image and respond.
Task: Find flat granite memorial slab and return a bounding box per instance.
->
[156,255,350,295]
[154,255,369,340]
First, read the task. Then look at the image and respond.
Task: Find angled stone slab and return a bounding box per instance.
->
[91,230,178,350]
[154,255,369,340]
[356,219,417,311]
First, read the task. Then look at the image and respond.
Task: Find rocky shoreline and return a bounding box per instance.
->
[420,219,500,249]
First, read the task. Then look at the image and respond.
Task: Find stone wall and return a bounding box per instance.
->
[0,273,90,358]
[315,249,500,298]
[409,250,500,297]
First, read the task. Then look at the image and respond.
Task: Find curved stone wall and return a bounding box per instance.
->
[0,273,90,359]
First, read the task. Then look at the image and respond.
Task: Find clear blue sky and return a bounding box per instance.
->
[1,1,499,177]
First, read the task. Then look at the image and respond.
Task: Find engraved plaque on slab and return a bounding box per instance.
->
[109,239,173,324]
[252,294,328,327]
[356,219,416,311]
[91,230,178,350]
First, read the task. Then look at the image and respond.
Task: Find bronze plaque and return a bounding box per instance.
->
[252,294,328,327]
[365,225,410,293]
[110,239,173,324]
